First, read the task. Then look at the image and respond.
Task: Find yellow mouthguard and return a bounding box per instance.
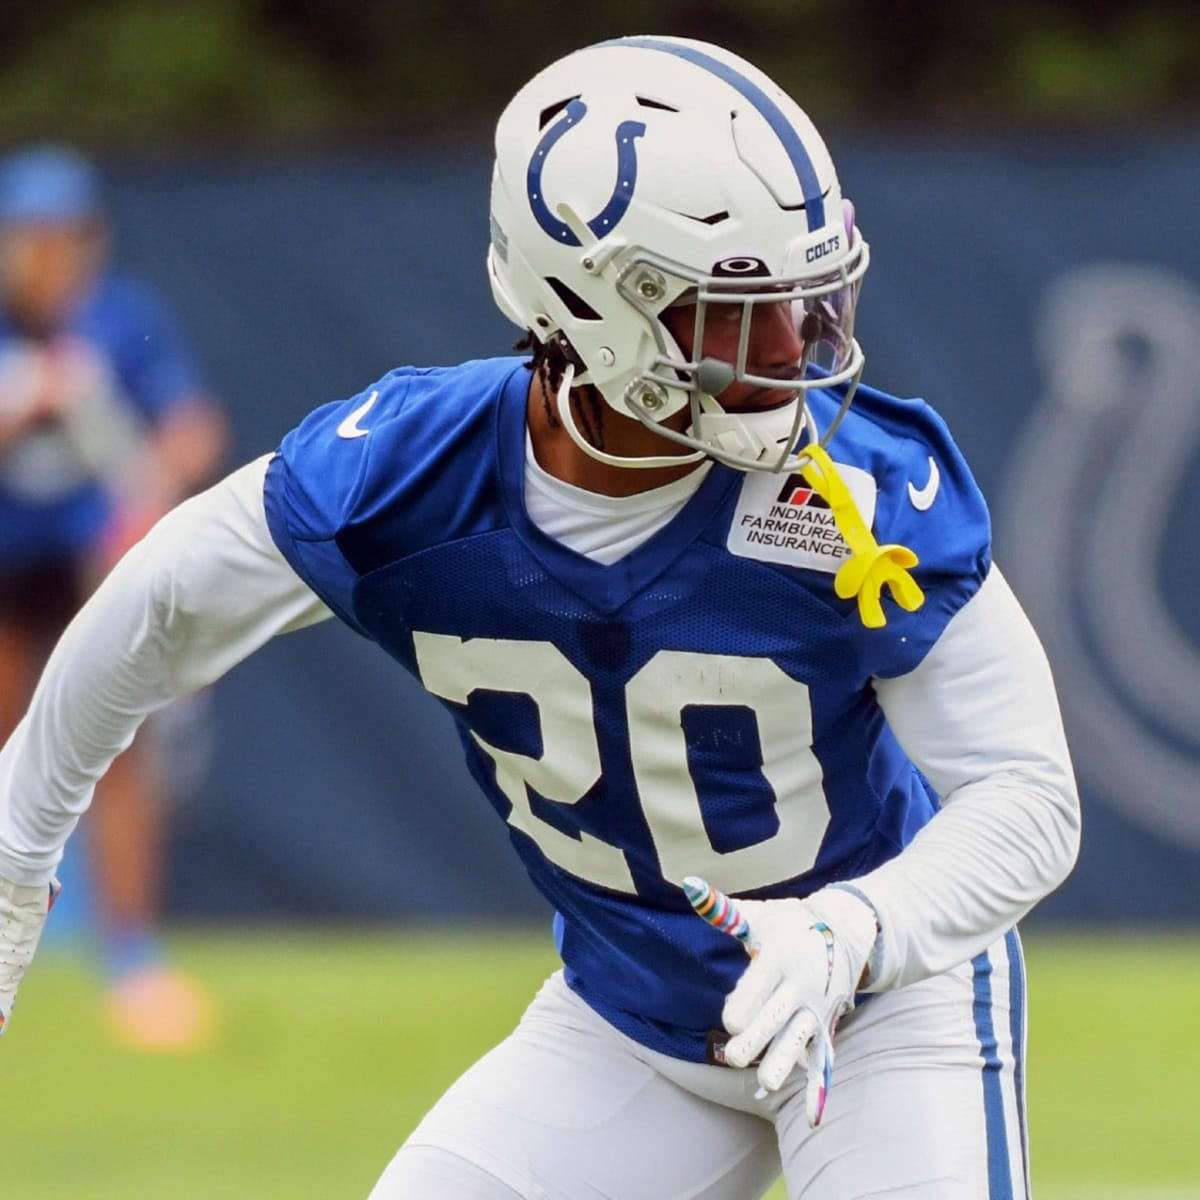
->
[798,444,925,629]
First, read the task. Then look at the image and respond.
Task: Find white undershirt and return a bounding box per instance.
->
[521,397,811,564]
[523,434,710,564]
[0,453,1078,995]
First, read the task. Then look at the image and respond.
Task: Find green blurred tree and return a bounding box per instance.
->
[0,0,1196,146]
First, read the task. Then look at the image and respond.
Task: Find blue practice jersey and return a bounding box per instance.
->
[264,356,991,1061]
[0,272,206,568]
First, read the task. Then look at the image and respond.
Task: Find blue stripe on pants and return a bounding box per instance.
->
[972,944,1015,1200]
[1005,928,1030,1197]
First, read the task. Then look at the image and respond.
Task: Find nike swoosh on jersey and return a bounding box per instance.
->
[907,456,940,511]
[337,391,380,440]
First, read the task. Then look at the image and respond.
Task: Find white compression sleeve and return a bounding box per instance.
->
[854,566,1081,992]
[0,455,331,886]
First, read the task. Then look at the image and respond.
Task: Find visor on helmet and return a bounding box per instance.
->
[612,231,868,471]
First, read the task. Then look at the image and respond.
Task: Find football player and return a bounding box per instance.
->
[0,38,1078,1199]
[0,144,227,1051]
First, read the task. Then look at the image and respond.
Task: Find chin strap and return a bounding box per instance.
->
[555,364,707,470]
[798,444,925,629]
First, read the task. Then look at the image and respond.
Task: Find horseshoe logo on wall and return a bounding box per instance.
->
[1000,264,1200,849]
[526,99,646,246]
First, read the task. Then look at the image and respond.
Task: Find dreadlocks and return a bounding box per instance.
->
[515,331,607,451]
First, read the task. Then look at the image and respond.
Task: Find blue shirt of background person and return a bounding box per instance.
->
[0,144,212,569]
[0,144,229,1056]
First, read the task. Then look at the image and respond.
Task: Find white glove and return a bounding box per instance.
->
[0,875,61,1035]
[722,887,878,1122]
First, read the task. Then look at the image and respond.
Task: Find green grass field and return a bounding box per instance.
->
[4,928,1198,1199]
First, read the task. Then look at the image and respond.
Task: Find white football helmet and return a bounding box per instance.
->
[488,35,869,472]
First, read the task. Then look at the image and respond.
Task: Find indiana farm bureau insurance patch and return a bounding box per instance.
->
[727,461,878,573]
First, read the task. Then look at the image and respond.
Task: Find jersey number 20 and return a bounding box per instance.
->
[413,633,830,895]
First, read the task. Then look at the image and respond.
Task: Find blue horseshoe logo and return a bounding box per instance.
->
[527,99,646,246]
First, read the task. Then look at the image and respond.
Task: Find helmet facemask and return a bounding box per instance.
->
[608,229,869,472]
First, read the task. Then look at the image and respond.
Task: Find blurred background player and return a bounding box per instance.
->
[0,143,229,1051]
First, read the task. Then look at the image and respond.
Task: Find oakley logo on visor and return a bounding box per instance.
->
[712,256,771,278]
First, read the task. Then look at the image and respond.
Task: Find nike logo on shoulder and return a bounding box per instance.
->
[907,456,940,511]
[337,391,380,440]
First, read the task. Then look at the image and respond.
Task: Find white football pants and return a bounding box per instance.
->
[370,930,1029,1200]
